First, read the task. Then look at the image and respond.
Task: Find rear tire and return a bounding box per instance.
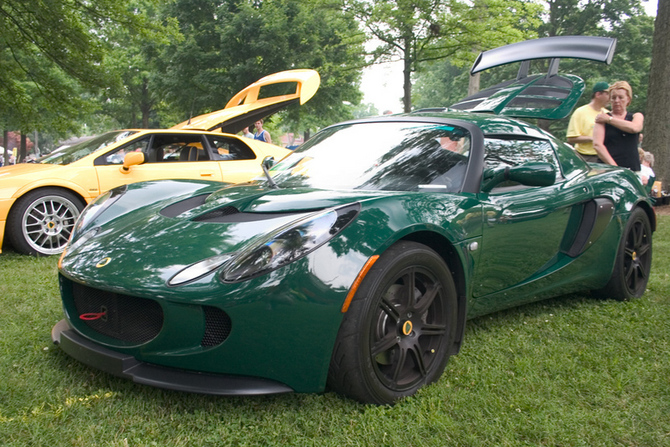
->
[328,241,458,404]
[595,207,652,300]
[7,188,85,256]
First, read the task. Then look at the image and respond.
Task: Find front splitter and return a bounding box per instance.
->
[51,319,294,396]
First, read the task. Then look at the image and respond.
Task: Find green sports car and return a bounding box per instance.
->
[52,36,655,404]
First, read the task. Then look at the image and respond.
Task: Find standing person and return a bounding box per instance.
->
[638,148,655,186]
[242,127,254,139]
[593,81,644,171]
[566,81,610,162]
[253,119,272,144]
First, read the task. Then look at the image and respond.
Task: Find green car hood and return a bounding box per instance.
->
[59,180,397,295]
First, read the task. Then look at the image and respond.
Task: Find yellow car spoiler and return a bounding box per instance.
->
[172,69,320,133]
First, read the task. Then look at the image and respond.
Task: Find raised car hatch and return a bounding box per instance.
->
[172,69,320,133]
[450,36,617,120]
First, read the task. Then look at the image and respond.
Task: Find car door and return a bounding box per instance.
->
[472,137,574,298]
[94,133,225,193]
[204,134,272,184]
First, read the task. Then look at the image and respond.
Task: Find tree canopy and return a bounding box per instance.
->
[0,0,167,134]
[344,0,542,112]
[0,0,665,162]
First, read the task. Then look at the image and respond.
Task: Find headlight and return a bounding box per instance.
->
[168,254,234,286]
[66,226,100,253]
[222,203,360,282]
[71,185,127,240]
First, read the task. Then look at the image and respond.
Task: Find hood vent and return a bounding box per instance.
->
[161,195,316,223]
[160,194,211,218]
[194,206,298,223]
[193,206,240,222]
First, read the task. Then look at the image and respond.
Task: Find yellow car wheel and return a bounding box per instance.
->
[7,188,85,256]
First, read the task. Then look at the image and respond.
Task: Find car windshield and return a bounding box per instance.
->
[38,131,137,165]
[268,122,470,192]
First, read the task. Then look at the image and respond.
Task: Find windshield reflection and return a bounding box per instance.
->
[268,122,470,192]
[39,131,137,165]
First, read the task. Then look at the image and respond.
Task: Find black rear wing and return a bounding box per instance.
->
[470,35,616,76]
[450,36,617,120]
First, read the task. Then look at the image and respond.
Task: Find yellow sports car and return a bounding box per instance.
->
[0,69,319,255]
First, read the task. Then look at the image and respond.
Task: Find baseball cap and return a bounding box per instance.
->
[592,81,609,94]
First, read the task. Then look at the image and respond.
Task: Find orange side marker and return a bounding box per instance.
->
[341,255,379,313]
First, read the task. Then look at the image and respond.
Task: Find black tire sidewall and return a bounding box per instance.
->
[331,241,457,404]
[604,207,652,300]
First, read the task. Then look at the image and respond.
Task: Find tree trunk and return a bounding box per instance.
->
[402,56,412,113]
[19,133,27,163]
[2,130,8,166]
[141,77,151,128]
[645,0,670,194]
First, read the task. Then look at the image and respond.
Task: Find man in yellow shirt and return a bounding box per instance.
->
[567,81,610,163]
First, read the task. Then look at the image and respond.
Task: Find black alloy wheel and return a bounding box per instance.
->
[328,241,458,404]
[596,207,652,300]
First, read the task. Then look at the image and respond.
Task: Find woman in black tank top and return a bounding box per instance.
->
[593,81,644,171]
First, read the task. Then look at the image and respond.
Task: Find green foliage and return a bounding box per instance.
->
[0,215,669,445]
[0,0,169,135]
[412,60,470,109]
[539,0,647,37]
[350,102,381,119]
[0,0,660,149]
[152,0,364,134]
[96,1,182,129]
[412,0,655,140]
[346,0,542,111]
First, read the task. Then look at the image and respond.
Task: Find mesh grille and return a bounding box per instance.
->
[72,282,163,344]
[201,306,232,347]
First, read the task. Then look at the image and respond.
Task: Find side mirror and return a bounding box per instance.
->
[481,162,556,193]
[262,156,275,170]
[120,152,145,173]
[261,156,278,189]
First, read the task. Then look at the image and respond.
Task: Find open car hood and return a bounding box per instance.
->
[450,36,617,120]
[171,69,320,134]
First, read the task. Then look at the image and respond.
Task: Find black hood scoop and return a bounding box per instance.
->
[194,206,300,223]
[160,195,306,223]
[160,194,211,218]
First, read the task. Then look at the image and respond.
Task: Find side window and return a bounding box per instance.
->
[483,138,560,190]
[148,134,209,163]
[96,137,150,165]
[206,136,256,161]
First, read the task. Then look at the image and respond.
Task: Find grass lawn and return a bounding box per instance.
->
[0,216,668,447]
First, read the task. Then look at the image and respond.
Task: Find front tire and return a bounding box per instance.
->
[7,188,85,256]
[328,241,458,404]
[595,207,652,300]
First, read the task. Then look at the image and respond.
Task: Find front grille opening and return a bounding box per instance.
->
[72,283,163,344]
[201,306,232,347]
